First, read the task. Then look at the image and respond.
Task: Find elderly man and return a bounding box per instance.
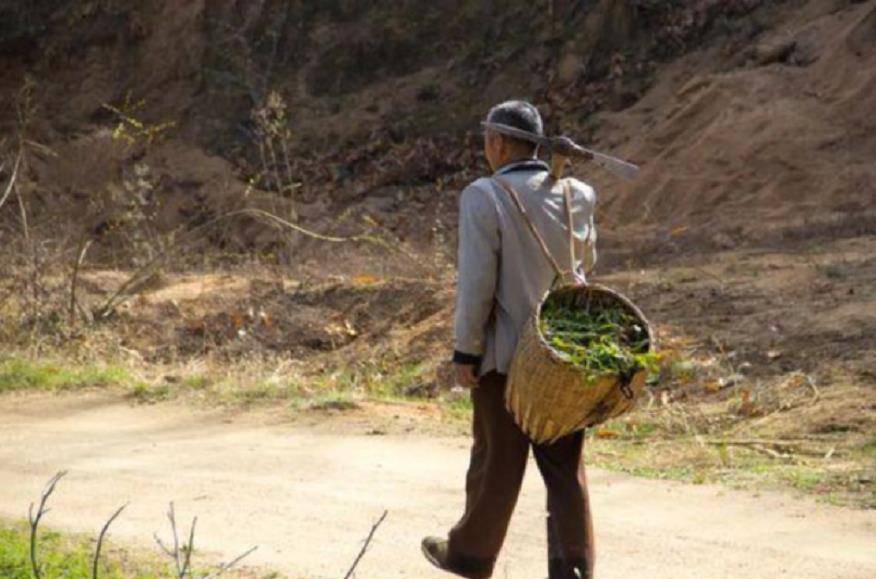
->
[422,101,598,579]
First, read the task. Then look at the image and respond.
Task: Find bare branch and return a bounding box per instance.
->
[24,475,257,579]
[180,516,197,578]
[23,138,58,159]
[14,165,29,242]
[93,503,128,579]
[168,502,183,577]
[0,151,20,212]
[28,470,68,579]
[343,510,388,579]
[704,438,833,458]
[69,236,93,326]
[94,207,417,319]
[202,545,258,579]
[154,503,203,579]
[153,503,181,576]
[153,532,176,558]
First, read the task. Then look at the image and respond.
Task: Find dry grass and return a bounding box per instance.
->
[585,335,875,508]
[0,255,872,507]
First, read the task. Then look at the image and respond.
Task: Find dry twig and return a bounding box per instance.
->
[28,470,68,579]
[154,501,256,579]
[95,207,417,319]
[705,438,834,458]
[801,373,820,405]
[0,151,21,212]
[181,515,197,578]
[154,502,197,578]
[15,170,29,242]
[69,236,93,326]
[93,503,128,579]
[202,545,259,579]
[24,474,254,578]
[343,510,388,579]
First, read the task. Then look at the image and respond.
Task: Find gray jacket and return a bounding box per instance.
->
[453,159,598,377]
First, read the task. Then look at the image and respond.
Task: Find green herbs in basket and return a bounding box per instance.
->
[539,297,658,381]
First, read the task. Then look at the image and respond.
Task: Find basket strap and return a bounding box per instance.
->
[493,177,579,284]
[562,180,577,276]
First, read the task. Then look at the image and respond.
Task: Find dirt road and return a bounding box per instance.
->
[0,394,873,579]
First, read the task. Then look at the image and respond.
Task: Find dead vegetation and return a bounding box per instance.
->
[22,471,257,579]
[14,471,389,578]
[584,261,875,507]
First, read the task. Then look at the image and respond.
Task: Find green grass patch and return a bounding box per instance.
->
[854,437,876,458]
[817,263,849,280]
[369,362,426,400]
[182,375,212,390]
[305,361,428,402]
[0,519,285,578]
[441,391,474,421]
[0,521,158,578]
[587,430,875,508]
[0,358,131,394]
[119,359,431,412]
[0,353,442,419]
[784,467,825,492]
[218,376,303,406]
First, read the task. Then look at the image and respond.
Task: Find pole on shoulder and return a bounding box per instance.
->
[550,154,569,181]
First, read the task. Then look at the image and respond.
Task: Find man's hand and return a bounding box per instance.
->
[455,363,479,389]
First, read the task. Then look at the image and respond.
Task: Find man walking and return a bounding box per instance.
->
[422,100,598,579]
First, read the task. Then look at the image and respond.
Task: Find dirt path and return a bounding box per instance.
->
[0,394,873,579]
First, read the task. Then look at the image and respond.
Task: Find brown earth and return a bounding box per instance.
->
[599,0,876,256]
[3,0,873,253]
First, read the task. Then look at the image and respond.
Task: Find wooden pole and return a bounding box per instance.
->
[550,154,569,181]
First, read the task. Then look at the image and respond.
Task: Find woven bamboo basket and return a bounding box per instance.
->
[505,283,655,444]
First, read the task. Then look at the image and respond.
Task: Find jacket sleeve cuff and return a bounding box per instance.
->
[452,350,482,367]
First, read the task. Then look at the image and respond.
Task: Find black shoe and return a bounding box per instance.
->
[421,537,491,579]
[422,536,452,571]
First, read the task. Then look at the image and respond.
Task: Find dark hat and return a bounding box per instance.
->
[485,100,544,137]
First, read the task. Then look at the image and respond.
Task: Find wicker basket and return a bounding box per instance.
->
[505,283,654,444]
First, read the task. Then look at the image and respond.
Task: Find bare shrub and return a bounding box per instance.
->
[23,471,388,578]
[25,471,257,579]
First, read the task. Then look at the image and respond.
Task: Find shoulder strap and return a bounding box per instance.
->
[562,180,577,273]
[492,177,578,284]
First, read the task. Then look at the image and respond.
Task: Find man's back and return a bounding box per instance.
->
[454,159,598,377]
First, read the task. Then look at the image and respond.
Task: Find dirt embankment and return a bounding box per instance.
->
[6,0,854,254]
[599,0,876,256]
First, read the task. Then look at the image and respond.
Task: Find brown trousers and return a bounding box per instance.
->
[447,372,595,579]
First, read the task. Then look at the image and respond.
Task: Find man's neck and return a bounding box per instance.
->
[494,156,539,173]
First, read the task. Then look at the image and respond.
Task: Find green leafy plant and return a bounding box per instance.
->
[539,296,658,382]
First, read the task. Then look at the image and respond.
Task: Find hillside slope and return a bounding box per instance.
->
[8,0,873,254]
[598,0,876,256]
